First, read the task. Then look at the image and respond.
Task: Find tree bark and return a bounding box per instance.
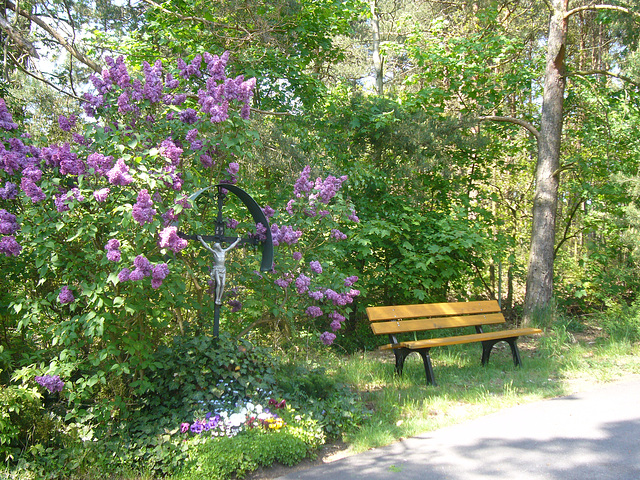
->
[523,0,568,324]
[370,0,383,96]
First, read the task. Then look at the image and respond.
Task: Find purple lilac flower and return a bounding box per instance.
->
[159,138,183,166]
[166,73,180,89]
[286,199,295,215]
[1,151,21,175]
[117,91,133,114]
[292,251,302,261]
[54,193,69,213]
[158,226,188,253]
[255,222,267,242]
[151,263,170,289]
[20,178,46,203]
[306,306,323,317]
[329,311,346,323]
[226,218,239,229]
[58,286,75,304]
[179,108,198,124]
[330,320,342,331]
[93,188,110,202]
[0,182,18,200]
[186,129,199,142]
[262,205,275,218]
[275,276,293,289]
[142,60,164,103]
[132,189,156,225]
[105,239,121,262]
[348,289,361,298]
[227,162,239,176]
[87,153,114,176]
[56,143,85,176]
[295,274,310,294]
[129,255,153,281]
[35,374,65,393]
[314,175,347,204]
[0,236,21,256]
[199,153,213,168]
[118,268,131,282]
[209,102,229,123]
[344,276,359,287]
[228,299,242,312]
[309,290,324,301]
[178,54,202,79]
[58,114,77,132]
[0,98,18,130]
[320,331,336,346]
[330,229,347,240]
[280,226,303,245]
[324,289,340,304]
[107,158,134,186]
[22,165,42,182]
[204,51,229,81]
[0,210,19,235]
[72,133,89,145]
[294,166,314,197]
[309,261,322,274]
[162,168,183,191]
[348,210,360,223]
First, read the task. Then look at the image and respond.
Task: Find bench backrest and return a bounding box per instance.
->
[367,300,504,335]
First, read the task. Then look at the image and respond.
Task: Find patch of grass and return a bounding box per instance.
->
[328,332,640,455]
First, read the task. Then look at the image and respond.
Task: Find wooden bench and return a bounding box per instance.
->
[367,300,542,386]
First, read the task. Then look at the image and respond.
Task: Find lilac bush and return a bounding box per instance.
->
[0,50,361,410]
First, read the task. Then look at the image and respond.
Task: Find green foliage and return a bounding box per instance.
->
[600,302,640,343]
[143,333,276,410]
[0,381,42,462]
[176,425,321,480]
[274,361,369,438]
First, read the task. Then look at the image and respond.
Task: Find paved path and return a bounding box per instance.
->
[277,375,640,480]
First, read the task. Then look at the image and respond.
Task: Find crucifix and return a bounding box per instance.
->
[178,184,273,337]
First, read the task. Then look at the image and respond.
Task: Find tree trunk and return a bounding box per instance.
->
[523,0,568,324]
[370,0,383,96]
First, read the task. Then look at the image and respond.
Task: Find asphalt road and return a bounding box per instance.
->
[277,375,640,480]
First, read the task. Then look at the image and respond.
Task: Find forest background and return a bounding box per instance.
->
[2,0,640,478]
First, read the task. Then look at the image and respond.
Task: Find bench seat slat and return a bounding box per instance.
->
[367,300,501,321]
[370,313,506,335]
[378,327,543,350]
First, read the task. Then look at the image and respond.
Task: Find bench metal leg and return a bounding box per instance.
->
[481,337,523,367]
[393,348,437,386]
[417,349,436,386]
[393,348,410,376]
[507,338,523,367]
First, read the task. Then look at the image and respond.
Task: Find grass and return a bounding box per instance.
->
[322,330,640,455]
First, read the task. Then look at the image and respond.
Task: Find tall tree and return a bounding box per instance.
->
[522,0,640,323]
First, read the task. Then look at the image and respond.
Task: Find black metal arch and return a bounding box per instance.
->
[180,183,274,272]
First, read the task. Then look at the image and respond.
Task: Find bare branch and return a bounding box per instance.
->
[565,4,640,21]
[554,199,585,257]
[250,107,290,117]
[477,115,540,142]
[566,69,640,88]
[0,15,39,58]
[5,0,101,73]
[13,61,85,101]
